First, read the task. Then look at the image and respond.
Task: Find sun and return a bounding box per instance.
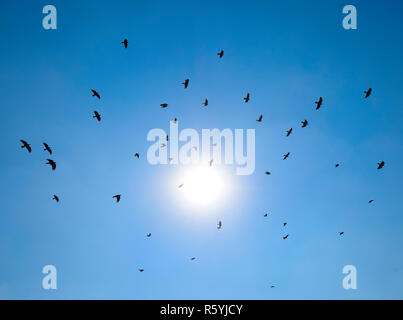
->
[180,166,225,208]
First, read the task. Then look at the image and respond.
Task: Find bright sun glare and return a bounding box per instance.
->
[181,166,225,207]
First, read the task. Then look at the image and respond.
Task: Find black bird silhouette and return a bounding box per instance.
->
[173,118,177,123]
[283,152,290,160]
[91,89,100,99]
[368,200,374,204]
[43,143,52,155]
[113,194,121,203]
[52,195,59,202]
[138,268,144,272]
[191,257,196,261]
[134,153,139,158]
[160,103,168,108]
[46,159,56,170]
[315,97,323,110]
[20,139,31,153]
[217,221,222,230]
[121,38,128,48]
[339,232,344,236]
[270,285,275,288]
[244,93,250,103]
[265,171,271,175]
[286,128,293,137]
[377,161,385,170]
[203,98,208,107]
[283,222,287,227]
[182,78,189,89]
[256,114,263,122]
[364,88,372,98]
[93,111,101,122]
[264,213,268,217]
[217,50,224,58]
[146,233,151,238]
[178,184,184,188]
[283,234,289,240]
[301,119,308,128]
[335,163,340,168]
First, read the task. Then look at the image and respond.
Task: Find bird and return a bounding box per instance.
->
[368,200,374,204]
[203,98,208,107]
[161,143,166,148]
[364,88,372,98]
[43,142,52,155]
[182,78,189,89]
[112,194,121,203]
[134,153,139,158]
[93,111,101,122]
[160,103,168,108]
[377,161,385,170]
[339,232,344,236]
[173,118,177,123]
[190,257,196,261]
[244,93,250,103]
[315,97,323,110]
[217,221,222,230]
[138,268,144,272]
[91,89,100,99]
[209,159,213,167]
[121,38,128,48]
[217,50,224,58]
[256,114,263,122]
[46,159,56,170]
[301,119,308,128]
[283,234,289,240]
[283,222,287,227]
[166,135,169,141]
[270,285,275,288]
[265,171,271,175]
[283,152,290,160]
[178,184,184,188]
[264,213,268,217]
[146,233,151,238]
[20,139,31,153]
[286,128,293,137]
[52,195,59,202]
[335,163,340,168]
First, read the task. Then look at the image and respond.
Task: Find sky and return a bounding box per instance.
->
[0,0,402,299]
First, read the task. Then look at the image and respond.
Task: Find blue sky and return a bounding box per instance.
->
[0,0,402,299]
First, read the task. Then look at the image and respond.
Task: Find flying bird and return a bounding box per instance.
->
[217,50,224,58]
[283,152,290,160]
[113,194,121,203]
[138,268,144,272]
[121,38,128,48]
[160,103,168,108]
[161,143,166,148]
[286,128,293,137]
[217,221,222,230]
[43,143,52,155]
[256,114,263,122]
[178,184,184,188]
[146,233,151,238]
[301,119,308,128]
[315,97,323,110]
[134,153,139,158]
[203,98,208,107]
[283,234,289,240]
[190,257,196,261]
[265,171,271,175]
[335,163,340,168]
[93,111,101,122]
[377,161,385,170]
[244,93,250,103]
[364,88,372,98]
[283,222,287,227]
[20,139,31,153]
[91,89,100,99]
[270,285,275,288]
[368,200,374,204]
[52,195,59,202]
[339,232,344,236]
[264,213,268,217]
[46,159,56,171]
[182,78,189,89]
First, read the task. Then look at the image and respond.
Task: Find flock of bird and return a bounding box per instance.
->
[18,39,385,286]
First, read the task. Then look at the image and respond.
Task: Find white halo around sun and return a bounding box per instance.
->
[179,166,227,208]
